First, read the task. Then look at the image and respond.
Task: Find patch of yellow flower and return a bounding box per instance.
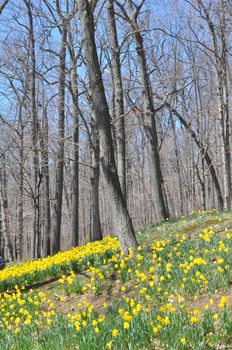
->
[0,236,119,288]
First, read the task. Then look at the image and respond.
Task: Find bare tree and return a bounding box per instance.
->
[40,91,51,257]
[115,0,169,220]
[67,17,80,248]
[107,0,126,200]
[24,0,41,258]
[51,1,68,254]
[0,155,14,261]
[78,0,137,253]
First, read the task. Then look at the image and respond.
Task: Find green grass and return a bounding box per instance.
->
[2,210,232,349]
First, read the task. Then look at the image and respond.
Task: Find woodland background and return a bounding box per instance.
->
[0,0,231,260]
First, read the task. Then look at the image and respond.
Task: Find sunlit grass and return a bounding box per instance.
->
[1,210,232,349]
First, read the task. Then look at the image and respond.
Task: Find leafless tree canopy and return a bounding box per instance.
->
[0,0,231,260]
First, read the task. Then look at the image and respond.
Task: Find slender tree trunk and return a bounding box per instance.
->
[68,29,79,248]
[194,71,207,212]
[17,107,24,260]
[25,0,41,258]
[196,160,206,211]
[122,3,168,220]
[170,112,184,214]
[0,210,3,258]
[70,91,79,248]
[218,68,231,209]
[90,121,102,242]
[219,0,231,209]
[51,18,67,254]
[198,0,231,210]
[159,98,224,210]
[78,0,137,253]
[107,0,126,199]
[0,189,6,259]
[0,157,14,261]
[40,100,51,257]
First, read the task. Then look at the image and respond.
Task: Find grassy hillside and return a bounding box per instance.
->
[1,210,232,349]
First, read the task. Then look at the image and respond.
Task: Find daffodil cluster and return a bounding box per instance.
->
[0,236,119,292]
[1,212,232,350]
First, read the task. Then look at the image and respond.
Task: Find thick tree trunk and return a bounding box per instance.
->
[51,19,67,254]
[78,0,137,253]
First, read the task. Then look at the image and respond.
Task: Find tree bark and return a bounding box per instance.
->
[68,27,79,248]
[0,156,14,261]
[78,0,137,253]
[170,111,184,215]
[17,106,24,260]
[51,17,67,254]
[40,99,51,257]
[25,0,41,259]
[107,0,126,200]
[198,0,231,209]
[219,0,231,209]
[90,120,102,242]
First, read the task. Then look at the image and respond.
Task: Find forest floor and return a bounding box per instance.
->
[37,210,232,314]
[2,210,232,349]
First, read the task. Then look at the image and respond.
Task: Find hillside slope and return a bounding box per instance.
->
[1,210,232,350]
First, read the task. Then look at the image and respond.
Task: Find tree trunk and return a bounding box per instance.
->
[159,98,224,210]
[70,89,79,248]
[25,0,41,259]
[198,0,231,209]
[0,157,14,261]
[51,18,67,254]
[17,107,24,260]
[78,0,137,253]
[122,2,169,220]
[170,111,184,214]
[107,0,126,200]
[219,0,231,209]
[68,28,79,249]
[40,100,51,257]
[90,121,102,242]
